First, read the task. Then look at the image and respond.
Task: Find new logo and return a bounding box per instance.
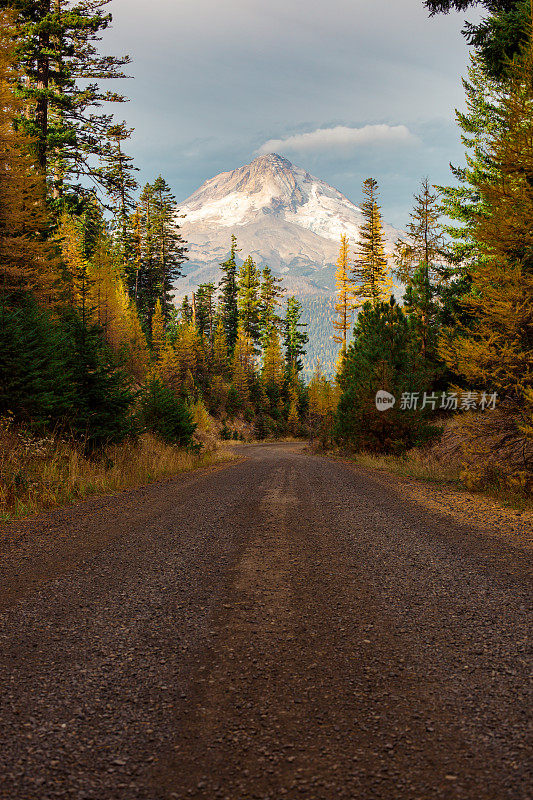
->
[375,390,396,412]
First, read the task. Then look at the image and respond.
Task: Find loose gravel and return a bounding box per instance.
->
[0,443,530,799]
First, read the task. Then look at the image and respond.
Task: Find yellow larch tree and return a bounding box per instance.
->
[176,322,198,381]
[122,291,150,381]
[213,319,229,377]
[287,367,300,431]
[59,214,149,380]
[231,322,254,405]
[439,36,533,413]
[333,234,357,363]
[308,362,340,447]
[157,341,182,394]
[0,10,56,302]
[151,299,166,359]
[58,212,92,322]
[438,35,533,476]
[262,328,285,392]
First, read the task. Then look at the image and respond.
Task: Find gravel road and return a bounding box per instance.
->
[0,443,531,800]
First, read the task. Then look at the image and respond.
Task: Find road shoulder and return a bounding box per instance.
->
[323,452,533,553]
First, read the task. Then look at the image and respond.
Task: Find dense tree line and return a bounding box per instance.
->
[1,0,531,495]
[0,2,311,450]
[315,3,532,493]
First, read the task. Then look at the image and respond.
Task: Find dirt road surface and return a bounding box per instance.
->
[0,443,531,799]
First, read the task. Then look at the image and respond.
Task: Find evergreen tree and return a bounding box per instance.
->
[0,294,73,428]
[103,122,138,218]
[219,234,239,353]
[336,299,437,453]
[352,178,393,306]
[438,54,503,267]
[151,176,187,318]
[133,178,187,325]
[62,309,136,451]
[333,234,357,359]
[237,255,261,348]
[140,376,196,447]
[135,182,158,324]
[439,34,533,414]
[424,0,532,80]
[180,295,192,324]
[195,282,215,341]
[433,53,504,349]
[3,0,130,196]
[258,265,284,343]
[283,296,308,374]
[103,122,138,276]
[393,179,446,359]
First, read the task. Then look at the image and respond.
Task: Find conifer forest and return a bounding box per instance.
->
[0,3,531,798]
[0,0,531,513]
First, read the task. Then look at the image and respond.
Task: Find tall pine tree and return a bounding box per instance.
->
[283,296,308,374]
[237,255,261,349]
[3,0,131,199]
[352,179,393,306]
[219,234,239,353]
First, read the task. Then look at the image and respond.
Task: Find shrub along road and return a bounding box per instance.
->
[0,443,530,799]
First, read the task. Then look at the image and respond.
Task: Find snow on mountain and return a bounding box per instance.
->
[173,153,402,374]
[173,153,400,299]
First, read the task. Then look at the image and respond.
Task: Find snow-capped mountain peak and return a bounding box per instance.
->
[174,154,402,373]
[180,153,373,244]
[175,153,400,296]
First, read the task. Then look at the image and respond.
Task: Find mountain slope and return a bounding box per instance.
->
[173,153,401,373]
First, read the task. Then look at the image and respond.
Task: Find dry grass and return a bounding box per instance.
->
[339,448,532,512]
[348,449,462,485]
[0,418,233,520]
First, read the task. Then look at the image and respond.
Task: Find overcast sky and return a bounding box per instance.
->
[104,0,479,227]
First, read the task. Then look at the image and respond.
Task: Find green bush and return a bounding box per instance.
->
[140,377,196,447]
[335,299,440,454]
[63,312,137,451]
[0,297,73,429]
[0,298,136,451]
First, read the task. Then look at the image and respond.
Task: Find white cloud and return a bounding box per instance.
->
[256,124,418,156]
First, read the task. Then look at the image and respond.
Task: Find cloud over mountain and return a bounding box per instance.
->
[256,124,418,156]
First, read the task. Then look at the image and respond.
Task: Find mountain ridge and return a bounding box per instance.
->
[174,153,400,295]
[173,154,401,374]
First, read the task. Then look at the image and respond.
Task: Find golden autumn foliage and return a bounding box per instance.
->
[287,370,300,430]
[333,234,357,354]
[213,320,229,377]
[151,299,166,359]
[232,322,254,404]
[308,363,339,447]
[438,38,533,418]
[58,213,149,379]
[0,10,56,300]
[262,328,285,391]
